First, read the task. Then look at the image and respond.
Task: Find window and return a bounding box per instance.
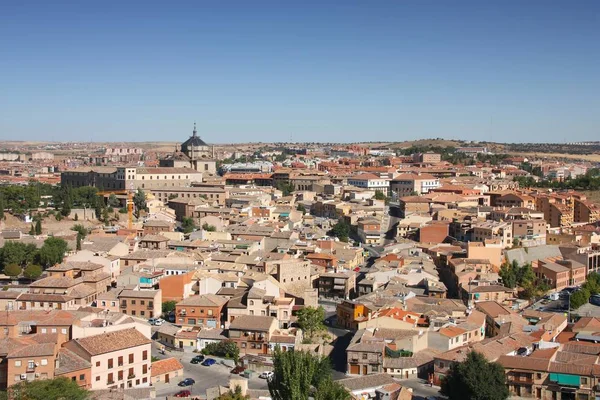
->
[140,300,145,305]
[439,362,445,369]
[61,328,67,334]
[41,359,48,366]
[108,359,113,369]
[582,377,588,385]
[143,364,148,374]
[118,356,123,366]
[101,301,106,306]
[208,309,213,316]
[131,300,136,305]
[28,360,35,370]
[371,365,378,372]
[51,328,57,333]
[118,370,123,381]
[143,350,148,360]
[362,353,367,360]
[14,361,21,367]
[41,328,47,334]
[79,374,85,381]
[96,361,100,367]
[108,373,113,383]
[96,376,100,381]
[241,343,246,348]
[129,354,134,364]
[131,310,136,316]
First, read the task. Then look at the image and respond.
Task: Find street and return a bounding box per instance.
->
[151,345,268,398]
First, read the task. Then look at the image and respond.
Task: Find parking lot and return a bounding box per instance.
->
[151,345,269,398]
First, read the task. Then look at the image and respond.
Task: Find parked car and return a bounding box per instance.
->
[148,318,157,325]
[231,365,246,374]
[178,378,195,387]
[202,358,217,366]
[190,355,205,364]
[259,371,274,379]
[174,390,191,398]
[154,318,164,326]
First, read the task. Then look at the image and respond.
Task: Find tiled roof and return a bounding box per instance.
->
[55,348,92,375]
[176,294,228,307]
[73,328,151,356]
[229,315,276,332]
[339,373,397,391]
[150,357,183,377]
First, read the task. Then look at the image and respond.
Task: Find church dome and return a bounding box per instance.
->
[181,123,208,153]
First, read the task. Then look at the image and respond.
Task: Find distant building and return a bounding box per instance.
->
[159,123,216,174]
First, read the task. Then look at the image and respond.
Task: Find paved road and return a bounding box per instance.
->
[151,346,268,398]
[396,378,445,399]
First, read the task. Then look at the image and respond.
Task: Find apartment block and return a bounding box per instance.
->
[117,289,162,319]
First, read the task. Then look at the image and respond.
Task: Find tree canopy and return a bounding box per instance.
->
[5,376,89,400]
[216,386,249,400]
[441,351,509,400]
[162,300,177,314]
[329,220,350,242]
[3,263,22,277]
[23,264,43,279]
[268,348,350,400]
[133,188,147,217]
[182,217,196,233]
[296,306,326,342]
[38,237,69,268]
[499,260,548,299]
[570,272,600,309]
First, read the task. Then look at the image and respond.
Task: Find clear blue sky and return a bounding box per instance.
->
[0,1,598,144]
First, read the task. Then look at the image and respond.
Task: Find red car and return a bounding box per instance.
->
[175,390,191,398]
[231,365,246,374]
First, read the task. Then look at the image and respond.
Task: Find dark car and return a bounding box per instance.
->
[201,358,216,366]
[231,365,246,374]
[174,390,191,398]
[190,355,205,364]
[178,378,195,387]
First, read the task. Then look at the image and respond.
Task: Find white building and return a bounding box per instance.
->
[347,173,390,195]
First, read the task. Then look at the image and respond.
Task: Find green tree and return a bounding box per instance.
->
[8,376,89,400]
[296,203,306,213]
[23,264,43,280]
[133,188,147,217]
[296,306,326,342]
[71,224,88,238]
[162,300,177,314]
[268,348,349,400]
[329,220,350,242]
[570,287,591,309]
[201,340,240,362]
[101,207,110,225]
[0,194,5,219]
[202,223,216,232]
[182,217,196,233]
[3,263,22,277]
[38,237,68,268]
[107,193,120,208]
[374,191,386,201]
[0,241,29,267]
[441,351,509,400]
[275,181,295,196]
[29,224,36,235]
[35,218,42,235]
[217,385,249,400]
[76,232,82,251]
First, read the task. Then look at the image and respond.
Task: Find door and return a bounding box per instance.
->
[165,374,170,384]
[362,365,367,375]
[350,365,360,374]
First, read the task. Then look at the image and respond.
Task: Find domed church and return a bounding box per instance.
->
[160,123,217,174]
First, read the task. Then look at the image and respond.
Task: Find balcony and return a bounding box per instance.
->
[147,305,153,310]
[127,374,136,379]
[508,377,534,385]
[120,303,127,308]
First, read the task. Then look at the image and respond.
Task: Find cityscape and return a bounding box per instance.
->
[1,2,599,400]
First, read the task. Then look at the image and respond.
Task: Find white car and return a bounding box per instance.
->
[154,318,164,326]
[259,371,274,379]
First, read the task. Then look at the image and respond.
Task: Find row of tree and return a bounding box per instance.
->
[0,237,68,277]
[514,168,600,191]
[569,272,600,309]
[498,260,550,300]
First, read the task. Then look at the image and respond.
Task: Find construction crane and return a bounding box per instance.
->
[98,187,135,230]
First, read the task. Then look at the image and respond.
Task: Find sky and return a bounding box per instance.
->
[0,1,598,144]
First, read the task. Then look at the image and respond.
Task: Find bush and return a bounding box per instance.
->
[202,340,239,362]
[3,263,22,277]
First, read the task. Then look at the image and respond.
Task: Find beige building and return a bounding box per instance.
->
[117,289,162,319]
[63,328,152,390]
[472,221,513,248]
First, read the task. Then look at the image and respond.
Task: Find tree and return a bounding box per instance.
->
[23,264,43,280]
[3,263,22,277]
[38,237,68,268]
[101,207,110,225]
[268,348,349,400]
[201,340,240,362]
[133,188,147,217]
[162,300,177,314]
[296,306,326,342]
[0,241,28,267]
[374,191,386,201]
[296,203,306,213]
[182,217,196,233]
[108,193,120,208]
[8,376,89,400]
[329,220,350,242]
[71,224,88,238]
[0,194,5,219]
[76,232,82,251]
[441,351,509,400]
[29,224,36,235]
[217,385,249,400]
[35,219,42,235]
[202,223,216,232]
[275,181,295,196]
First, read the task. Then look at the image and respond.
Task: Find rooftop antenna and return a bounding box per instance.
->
[193,121,197,137]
